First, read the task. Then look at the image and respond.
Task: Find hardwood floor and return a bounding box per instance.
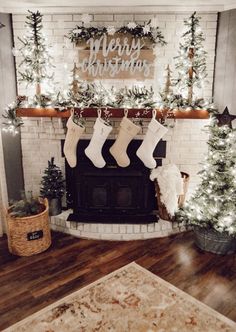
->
[0,231,235,330]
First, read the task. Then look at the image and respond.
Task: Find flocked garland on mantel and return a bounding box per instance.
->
[2,83,159,134]
[67,78,157,109]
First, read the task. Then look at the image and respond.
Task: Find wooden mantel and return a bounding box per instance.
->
[16,108,209,119]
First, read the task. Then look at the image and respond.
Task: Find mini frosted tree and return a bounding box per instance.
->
[177,108,236,236]
[70,63,81,97]
[159,65,184,114]
[18,10,54,100]
[40,158,65,200]
[174,11,207,107]
[159,64,174,109]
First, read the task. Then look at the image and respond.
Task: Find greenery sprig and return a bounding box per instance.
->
[9,191,45,218]
[69,20,166,46]
[116,86,157,109]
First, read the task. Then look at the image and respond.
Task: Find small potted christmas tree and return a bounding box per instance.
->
[40,158,65,216]
[177,108,236,254]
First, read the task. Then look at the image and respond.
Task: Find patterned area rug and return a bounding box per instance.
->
[5,262,236,332]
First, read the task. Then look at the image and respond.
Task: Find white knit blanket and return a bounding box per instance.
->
[150,164,184,217]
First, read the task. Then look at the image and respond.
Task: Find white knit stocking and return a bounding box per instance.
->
[110,115,141,167]
[63,113,85,168]
[85,114,112,168]
[136,111,168,169]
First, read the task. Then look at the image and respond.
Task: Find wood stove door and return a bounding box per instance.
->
[77,171,146,214]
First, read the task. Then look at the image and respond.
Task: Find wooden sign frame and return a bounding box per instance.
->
[76,32,156,80]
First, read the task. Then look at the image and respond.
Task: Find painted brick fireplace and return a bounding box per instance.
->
[19,116,209,240]
[12,10,215,239]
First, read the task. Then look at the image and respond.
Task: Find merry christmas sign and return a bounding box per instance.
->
[69,21,166,81]
[76,34,155,80]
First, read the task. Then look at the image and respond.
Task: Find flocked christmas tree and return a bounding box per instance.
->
[70,63,81,97]
[18,10,54,103]
[174,11,208,108]
[159,64,175,109]
[40,158,65,200]
[177,108,236,235]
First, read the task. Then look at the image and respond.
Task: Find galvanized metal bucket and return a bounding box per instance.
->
[49,198,62,216]
[194,227,236,255]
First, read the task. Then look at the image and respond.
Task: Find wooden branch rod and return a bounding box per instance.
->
[16,108,209,119]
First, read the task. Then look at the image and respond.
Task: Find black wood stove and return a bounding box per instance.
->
[62,139,166,223]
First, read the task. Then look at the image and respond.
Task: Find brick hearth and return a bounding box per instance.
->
[50,210,188,240]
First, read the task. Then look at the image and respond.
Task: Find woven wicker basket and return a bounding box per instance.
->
[6,198,51,256]
[155,172,190,221]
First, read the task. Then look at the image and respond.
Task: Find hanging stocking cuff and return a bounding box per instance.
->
[67,116,85,134]
[64,115,85,168]
[120,116,141,136]
[93,118,113,137]
[148,118,168,136]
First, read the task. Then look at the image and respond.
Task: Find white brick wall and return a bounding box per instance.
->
[162,119,210,195]
[12,11,217,98]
